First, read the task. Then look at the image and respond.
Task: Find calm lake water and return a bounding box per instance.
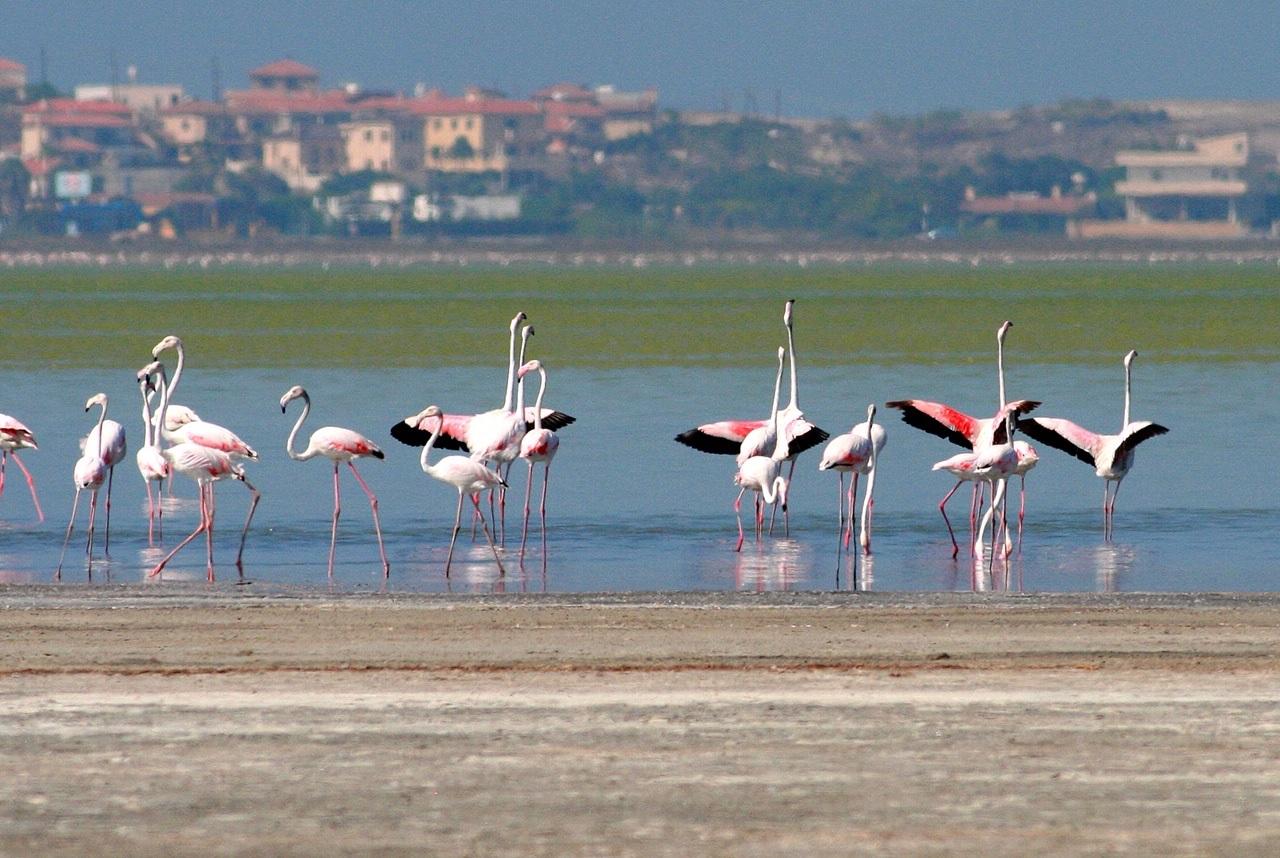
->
[0,266,1275,593]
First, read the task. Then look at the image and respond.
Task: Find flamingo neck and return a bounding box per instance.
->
[1122,360,1132,428]
[153,366,171,449]
[168,342,186,404]
[502,323,521,411]
[761,474,787,506]
[785,320,799,410]
[91,399,108,459]
[532,367,548,431]
[997,333,1007,408]
[419,415,441,475]
[769,350,786,460]
[285,392,313,461]
[139,382,155,449]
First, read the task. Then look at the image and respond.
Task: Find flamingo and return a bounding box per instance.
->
[516,359,560,556]
[1017,349,1168,539]
[677,298,828,461]
[134,363,171,545]
[151,335,257,460]
[971,412,1021,559]
[0,412,43,522]
[145,365,257,581]
[389,312,575,452]
[818,403,886,555]
[55,394,120,578]
[886,320,1039,554]
[733,347,790,552]
[79,392,127,557]
[414,404,506,576]
[281,384,390,579]
[145,335,202,432]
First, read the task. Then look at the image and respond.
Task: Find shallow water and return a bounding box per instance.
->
[2,352,1274,593]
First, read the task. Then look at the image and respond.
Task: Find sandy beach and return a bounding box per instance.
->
[2,589,1279,856]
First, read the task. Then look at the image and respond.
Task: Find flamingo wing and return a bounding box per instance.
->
[522,407,575,432]
[390,411,471,450]
[1113,421,1169,461]
[885,400,979,449]
[783,419,830,457]
[1016,417,1104,466]
[675,420,766,455]
[0,414,36,449]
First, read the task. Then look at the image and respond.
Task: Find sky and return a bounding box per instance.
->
[7,1,1280,119]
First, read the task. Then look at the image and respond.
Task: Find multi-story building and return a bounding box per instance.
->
[248,59,320,94]
[75,81,184,115]
[1080,133,1250,239]
[0,57,26,101]
[20,99,137,161]
[262,124,344,191]
[410,90,542,174]
[159,100,236,160]
[340,112,423,174]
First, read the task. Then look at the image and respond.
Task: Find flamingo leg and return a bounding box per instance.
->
[234,475,261,569]
[861,468,875,556]
[938,481,962,558]
[445,490,465,575]
[4,452,41,523]
[144,477,156,546]
[102,467,113,557]
[0,453,5,499]
[754,494,764,542]
[150,482,208,578]
[538,463,550,551]
[347,461,389,578]
[733,487,746,553]
[520,461,535,557]
[205,482,216,581]
[55,487,83,580]
[85,487,98,567]
[1017,475,1027,552]
[471,492,505,574]
[327,464,341,579]
[835,472,846,554]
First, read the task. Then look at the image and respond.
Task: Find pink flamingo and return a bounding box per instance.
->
[678,299,828,461]
[151,335,257,460]
[516,359,560,556]
[79,392,127,556]
[886,321,1039,553]
[733,348,790,552]
[818,403,886,554]
[390,313,575,452]
[0,412,43,522]
[144,365,256,581]
[55,393,122,578]
[415,404,507,576]
[1017,350,1168,539]
[281,384,390,579]
[134,363,171,545]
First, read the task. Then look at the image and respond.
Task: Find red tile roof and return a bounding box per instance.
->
[51,137,102,154]
[160,100,228,116]
[25,98,133,115]
[249,59,319,79]
[224,88,353,114]
[26,113,133,128]
[961,193,1096,216]
[545,101,605,118]
[0,58,25,72]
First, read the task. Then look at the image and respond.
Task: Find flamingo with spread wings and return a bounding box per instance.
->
[1018,350,1168,539]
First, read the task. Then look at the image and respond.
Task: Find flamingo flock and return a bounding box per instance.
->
[4,304,1170,584]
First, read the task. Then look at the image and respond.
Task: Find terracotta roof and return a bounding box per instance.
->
[25,98,132,115]
[26,113,133,128]
[961,193,1096,216]
[249,59,319,79]
[0,58,25,72]
[407,96,540,117]
[22,156,60,176]
[51,137,102,154]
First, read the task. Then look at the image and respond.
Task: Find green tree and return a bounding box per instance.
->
[0,158,31,217]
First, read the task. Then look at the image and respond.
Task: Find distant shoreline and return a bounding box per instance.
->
[5,236,1280,269]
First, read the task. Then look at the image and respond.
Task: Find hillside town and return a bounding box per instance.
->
[2,55,1279,241]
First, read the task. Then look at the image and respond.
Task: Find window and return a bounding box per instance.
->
[450,118,458,130]
[1150,169,1162,181]
[380,130,389,141]
[464,118,473,130]
[364,130,373,142]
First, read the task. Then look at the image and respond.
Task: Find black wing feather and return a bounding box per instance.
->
[1016,418,1096,466]
[885,400,972,450]
[389,420,468,450]
[674,428,743,455]
[1114,423,1169,460]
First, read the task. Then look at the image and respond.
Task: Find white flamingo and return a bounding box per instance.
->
[819,403,886,555]
[0,412,43,522]
[516,359,560,557]
[56,393,123,578]
[733,347,790,552]
[134,363,171,545]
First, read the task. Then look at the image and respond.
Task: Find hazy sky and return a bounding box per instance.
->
[7,1,1280,118]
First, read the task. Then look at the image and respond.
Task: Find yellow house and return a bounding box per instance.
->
[340,116,422,174]
[262,125,344,191]
[410,93,542,173]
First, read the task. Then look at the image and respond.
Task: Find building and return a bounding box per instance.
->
[1079,133,1249,239]
[0,57,26,101]
[960,186,1097,237]
[340,115,423,174]
[159,100,238,160]
[410,91,542,174]
[248,59,320,93]
[20,99,137,161]
[75,78,184,115]
[262,124,344,191]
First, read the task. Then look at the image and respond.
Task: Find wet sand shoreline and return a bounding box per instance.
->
[3,590,1280,855]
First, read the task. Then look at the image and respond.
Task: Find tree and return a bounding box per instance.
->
[0,158,30,217]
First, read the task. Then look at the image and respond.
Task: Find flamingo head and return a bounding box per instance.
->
[137,360,164,395]
[83,392,108,412]
[998,320,1013,341]
[521,324,535,344]
[152,334,182,358]
[279,384,308,412]
[865,402,877,423]
[783,299,794,328]
[517,359,542,380]
[509,312,527,332]
[1125,349,1137,367]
